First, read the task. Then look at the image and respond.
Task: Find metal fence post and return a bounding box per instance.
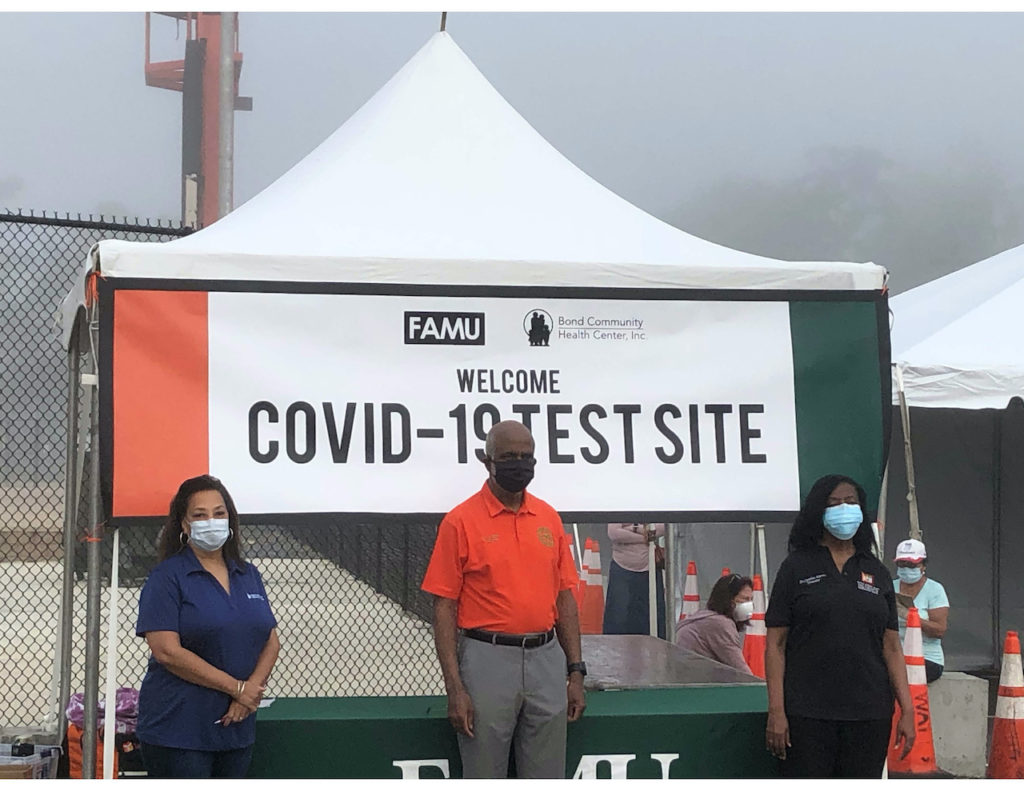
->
[57,324,82,742]
[81,310,102,779]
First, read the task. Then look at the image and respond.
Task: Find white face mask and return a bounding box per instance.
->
[732,600,755,622]
[188,518,230,552]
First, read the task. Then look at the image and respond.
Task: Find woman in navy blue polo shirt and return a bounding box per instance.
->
[136,475,280,778]
[763,474,914,778]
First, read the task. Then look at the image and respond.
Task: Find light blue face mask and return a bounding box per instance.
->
[897,566,923,584]
[188,518,230,552]
[822,503,862,540]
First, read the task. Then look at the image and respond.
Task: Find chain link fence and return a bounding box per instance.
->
[1,211,445,732]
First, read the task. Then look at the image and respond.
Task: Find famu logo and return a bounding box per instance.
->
[524,309,553,347]
[392,752,683,779]
[404,311,485,345]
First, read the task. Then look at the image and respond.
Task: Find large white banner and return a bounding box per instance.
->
[207,292,799,515]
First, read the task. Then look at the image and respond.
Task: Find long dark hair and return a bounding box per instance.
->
[157,475,244,564]
[706,573,753,618]
[788,473,876,555]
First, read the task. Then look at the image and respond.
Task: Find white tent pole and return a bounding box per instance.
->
[676,524,685,622]
[871,522,884,561]
[756,523,769,598]
[875,462,890,558]
[647,527,658,637]
[57,330,83,740]
[81,310,102,779]
[991,412,1004,667]
[571,523,582,577]
[878,460,889,527]
[894,363,922,540]
[47,607,63,736]
[665,523,679,633]
[102,529,120,779]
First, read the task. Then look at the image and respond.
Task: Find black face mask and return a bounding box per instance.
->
[491,458,536,493]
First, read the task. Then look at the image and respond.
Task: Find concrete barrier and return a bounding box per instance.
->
[929,671,988,778]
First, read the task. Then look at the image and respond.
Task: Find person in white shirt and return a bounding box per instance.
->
[892,538,949,683]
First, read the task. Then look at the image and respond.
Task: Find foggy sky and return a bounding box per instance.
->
[2,12,1023,292]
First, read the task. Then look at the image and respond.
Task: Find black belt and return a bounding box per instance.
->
[462,627,556,649]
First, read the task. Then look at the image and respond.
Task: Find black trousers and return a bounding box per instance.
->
[783,716,891,779]
[140,742,254,779]
[925,660,943,683]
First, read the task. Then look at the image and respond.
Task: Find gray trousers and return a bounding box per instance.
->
[456,634,568,779]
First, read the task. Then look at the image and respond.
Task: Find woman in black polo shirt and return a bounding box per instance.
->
[764,474,914,778]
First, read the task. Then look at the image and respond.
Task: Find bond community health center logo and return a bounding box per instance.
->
[523,309,553,347]
[524,307,647,345]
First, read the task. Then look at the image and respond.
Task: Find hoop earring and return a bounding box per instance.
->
[229,528,235,540]
[179,532,188,546]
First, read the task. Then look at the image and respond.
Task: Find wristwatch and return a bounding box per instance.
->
[567,661,588,678]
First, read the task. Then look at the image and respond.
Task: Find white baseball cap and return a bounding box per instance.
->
[894,538,927,562]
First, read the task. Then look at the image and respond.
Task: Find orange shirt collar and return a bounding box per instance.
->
[480,480,537,517]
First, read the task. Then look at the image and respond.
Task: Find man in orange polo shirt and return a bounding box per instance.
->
[422,420,585,779]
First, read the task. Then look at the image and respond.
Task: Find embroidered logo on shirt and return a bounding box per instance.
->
[861,572,875,585]
[482,534,500,543]
[536,526,554,547]
[799,574,827,586]
[247,593,265,600]
[857,581,880,595]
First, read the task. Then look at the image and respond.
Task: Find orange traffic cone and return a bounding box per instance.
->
[721,566,731,577]
[579,539,605,634]
[741,573,766,678]
[888,607,942,777]
[987,630,1024,778]
[677,561,700,625]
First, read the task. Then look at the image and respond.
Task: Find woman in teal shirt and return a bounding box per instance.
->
[893,539,949,682]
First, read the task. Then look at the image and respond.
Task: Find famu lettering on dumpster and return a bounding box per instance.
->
[390,752,682,779]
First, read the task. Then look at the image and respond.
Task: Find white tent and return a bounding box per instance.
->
[886,243,1024,670]
[890,242,1024,409]
[58,27,898,531]
[62,32,882,346]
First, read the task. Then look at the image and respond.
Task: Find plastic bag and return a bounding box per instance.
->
[65,687,139,734]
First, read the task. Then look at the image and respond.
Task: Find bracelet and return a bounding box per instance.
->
[240,681,246,698]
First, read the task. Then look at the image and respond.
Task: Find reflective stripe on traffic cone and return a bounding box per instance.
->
[988,630,1024,779]
[888,607,941,777]
[579,539,605,634]
[741,573,766,678]
[677,561,699,625]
